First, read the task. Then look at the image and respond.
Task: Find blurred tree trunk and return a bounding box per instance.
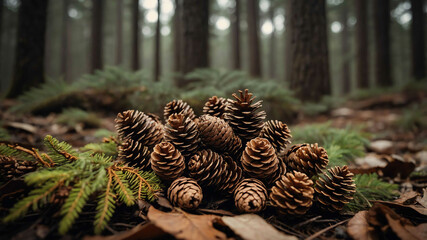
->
[247,0,261,77]
[7,0,49,98]
[284,0,292,83]
[269,3,276,79]
[131,0,140,70]
[341,1,350,94]
[355,0,369,89]
[373,0,391,87]
[90,0,103,73]
[116,0,123,65]
[154,0,161,81]
[173,0,181,73]
[231,0,241,70]
[410,0,425,80]
[0,0,3,61]
[180,0,209,78]
[61,0,70,82]
[288,0,330,101]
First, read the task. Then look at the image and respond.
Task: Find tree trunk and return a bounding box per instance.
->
[173,0,181,73]
[410,0,425,80]
[180,0,209,77]
[90,0,104,73]
[0,0,3,61]
[61,0,70,82]
[115,0,123,65]
[288,0,330,101]
[7,0,49,97]
[154,0,161,81]
[269,4,276,79]
[373,0,392,87]
[131,0,140,70]
[284,0,292,83]
[355,0,369,89]
[231,0,241,69]
[247,0,261,77]
[341,1,350,94]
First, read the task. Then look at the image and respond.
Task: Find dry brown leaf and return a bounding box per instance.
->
[395,190,419,204]
[373,200,427,216]
[347,211,377,240]
[386,214,427,240]
[147,206,227,240]
[416,188,427,208]
[221,214,297,240]
[83,223,167,240]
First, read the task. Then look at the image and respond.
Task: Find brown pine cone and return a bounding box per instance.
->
[197,114,242,158]
[270,171,314,215]
[217,155,243,194]
[224,89,266,142]
[115,110,163,148]
[150,142,185,182]
[187,149,227,189]
[0,156,37,182]
[167,177,203,210]
[234,178,268,213]
[315,166,356,212]
[50,185,72,205]
[203,96,228,119]
[259,120,292,153]
[164,100,196,121]
[241,137,280,183]
[118,139,151,169]
[164,113,200,158]
[284,143,329,178]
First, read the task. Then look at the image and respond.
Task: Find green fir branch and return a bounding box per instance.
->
[81,141,118,158]
[111,170,135,206]
[43,135,78,165]
[0,144,36,161]
[94,169,116,235]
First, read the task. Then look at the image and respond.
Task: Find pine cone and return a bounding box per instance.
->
[224,89,266,142]
[315,166,356,212]
[118,139,151,169]
[187,149,227,189]
[270,171,314,215]
[0,156,37,181]
[217,155,243,194]
[234,178,268,213]
[241,137,280,183]
[50,185,72,205]
[197,115,242,158]
[164,100,196,121]
[164,113,200,158]
[259,120,292,153]
[203,96,228,119]
[150,142,185,182]
[167,177,203,210]
[284,143,329,178]
[115,110,163,148]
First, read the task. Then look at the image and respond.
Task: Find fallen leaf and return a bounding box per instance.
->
[197,208,234,216]
[347,211,377,240]
[369,140,393,154]
[378,154,416,180]
[395,190,419,204]
[417,188,427,208]
[83,223,167,240]
[386,214,427,240]
[221,214,297,240]
[373,200,427,217]
[147,206,227,240]
[5,122,37,133]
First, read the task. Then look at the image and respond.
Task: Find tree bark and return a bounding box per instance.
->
[269,3,276,79]
[373,0,392,87]
[180,0,209,77]
[288,0,330,101]
[115,0,123,65]
[284,0,292,83]
[7,0,49,97]
[131,0,140,70]
[173,0,181,73]
[0,0,3,61]
[90,0,104,73]
[61,0,70,82]
[355,0,369,89]
[341,1,350,94]
[410,0,425,80]
[154,0,161,81]
[231,0,241,69]
[247,0,261,77]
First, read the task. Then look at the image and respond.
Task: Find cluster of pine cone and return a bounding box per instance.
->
[115,89,356,215]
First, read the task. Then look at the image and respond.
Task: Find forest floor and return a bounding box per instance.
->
[0,89,426,239]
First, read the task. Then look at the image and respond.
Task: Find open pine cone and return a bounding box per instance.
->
[187,149,227,189]
[164,99,196,121]
[150,142,185,182]
[224,89,266,142]
[118,139,151,169]
[164,113,200,159]
[315,166,356,212]
[270,171,314,215]
[0,156,37,182]
[234,178,268,213]
[284,143,329,178]
[168,177,203,210]
[259,120,292,153]
[217,155,243,194]
[203,96,228,119]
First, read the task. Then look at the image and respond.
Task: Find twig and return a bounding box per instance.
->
[306,219,350,240]
[295,215,322,228]
[273,220,307,238]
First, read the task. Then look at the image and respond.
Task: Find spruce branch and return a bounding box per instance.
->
[94,168,116,234]
[110,169,135,206]
[44,135,78,164]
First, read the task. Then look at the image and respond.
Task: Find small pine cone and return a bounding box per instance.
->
[0,156,37,181]
[197,115,242,158]
[315,166,356,212]
[259,120,292,153]
[51,185,72,205]
[164,100,196,121]
[118,139,151,169]
[187,149,227,189]
[241,137,280,183]
[115,110,163,148]
[217,155,243,194]
[234,178,268,213]
[150,142,185,182]
[284,143,329,178]
[203,96,228,119]
[167,177,203,210]
[270,171,314,215]
[164,113,200,158]
[224,89,266,142]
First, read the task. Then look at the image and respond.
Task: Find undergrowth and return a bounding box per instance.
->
[56,108,102,129]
